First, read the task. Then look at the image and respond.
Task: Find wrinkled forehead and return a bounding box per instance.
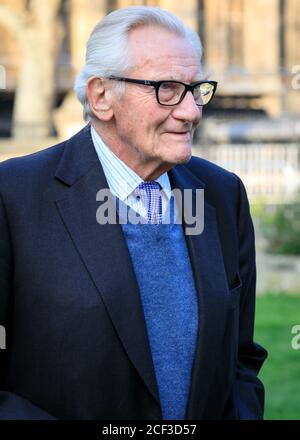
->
[127,25,202,79]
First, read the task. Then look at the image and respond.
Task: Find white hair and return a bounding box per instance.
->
[74,6,203,121]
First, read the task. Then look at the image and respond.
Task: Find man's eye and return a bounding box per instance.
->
[160,82,177,91]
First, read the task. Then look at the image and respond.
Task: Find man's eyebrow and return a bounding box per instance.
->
[158,75,209,83]
[193,73,209,82]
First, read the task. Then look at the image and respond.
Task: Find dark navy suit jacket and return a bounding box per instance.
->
[0,125,267,419]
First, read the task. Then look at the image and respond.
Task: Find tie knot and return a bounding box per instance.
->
[136,180,160,191]
[134,181,162,224]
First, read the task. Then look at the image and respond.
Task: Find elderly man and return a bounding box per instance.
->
[0,6,267,420]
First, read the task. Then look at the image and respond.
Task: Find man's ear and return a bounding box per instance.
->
[86,76,114,121]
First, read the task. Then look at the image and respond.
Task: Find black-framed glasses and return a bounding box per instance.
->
[108,76,217,106]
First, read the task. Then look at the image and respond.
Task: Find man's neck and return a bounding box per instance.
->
[91,121,171,181]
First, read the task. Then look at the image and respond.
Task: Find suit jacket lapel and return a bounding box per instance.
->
[169,165,229,419]
[54,126,160,407]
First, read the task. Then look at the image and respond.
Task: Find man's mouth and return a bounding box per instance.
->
[167,131,192,138]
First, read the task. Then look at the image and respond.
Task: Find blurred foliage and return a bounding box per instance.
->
[255,294,300,420]
[252,195,300,255]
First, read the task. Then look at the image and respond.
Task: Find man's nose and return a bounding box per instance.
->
[171,91,202,124]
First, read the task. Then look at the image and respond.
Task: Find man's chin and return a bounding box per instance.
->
[171,143,192,164]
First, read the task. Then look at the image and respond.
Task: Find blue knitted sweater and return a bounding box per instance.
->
[121,218,199,420]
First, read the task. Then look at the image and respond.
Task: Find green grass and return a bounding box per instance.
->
[254,294,300,419]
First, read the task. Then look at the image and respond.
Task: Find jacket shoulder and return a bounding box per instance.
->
[0,140,66,184]
[187,155,240,190]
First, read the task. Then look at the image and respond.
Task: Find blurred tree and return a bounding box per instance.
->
[261,195,300,255]
[0,0,63,138]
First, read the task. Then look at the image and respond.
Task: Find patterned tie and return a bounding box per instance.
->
[134,181,162,224]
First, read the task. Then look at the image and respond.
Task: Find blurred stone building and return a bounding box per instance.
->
[1,0,300,203]
[0,0,300,139]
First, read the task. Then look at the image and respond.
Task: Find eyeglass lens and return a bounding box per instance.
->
[158,82,214,106]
